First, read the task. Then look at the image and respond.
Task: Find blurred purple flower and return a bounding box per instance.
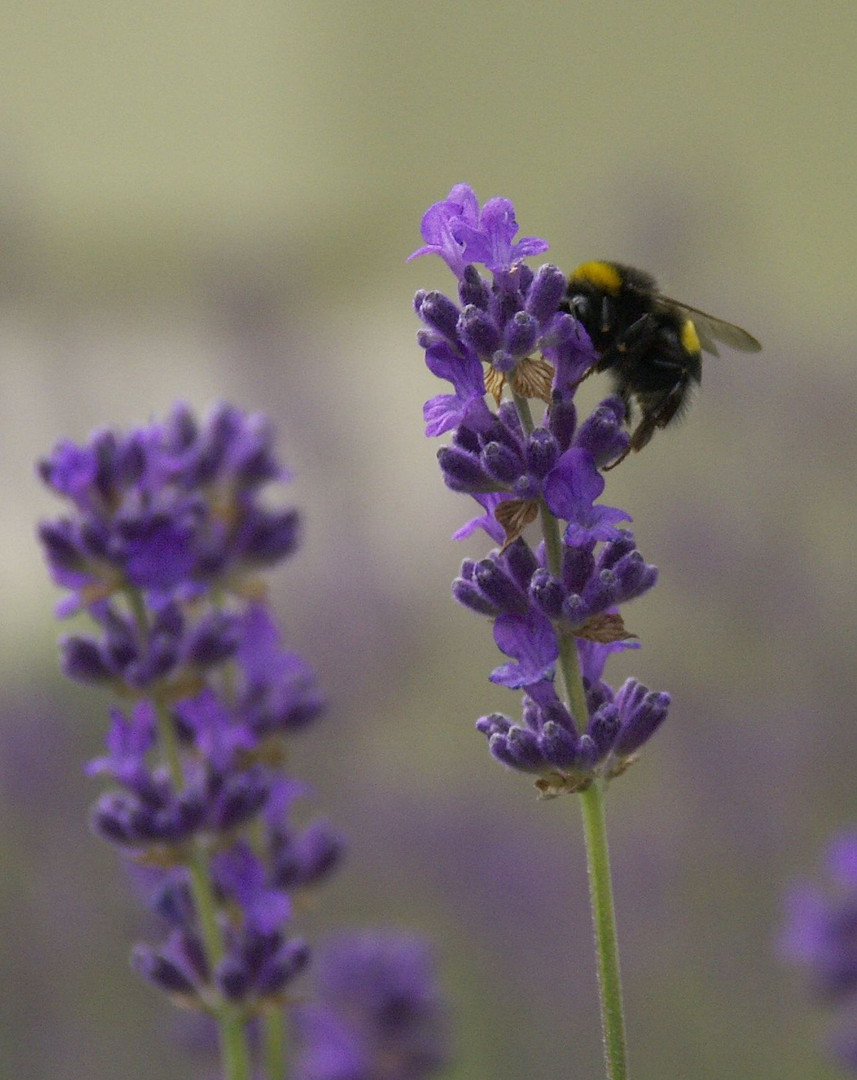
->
[38,402,299,617]
[293,931,450,1080]
[782,829,857,998]
[781,828,857,1072]
[37,404,337,1020]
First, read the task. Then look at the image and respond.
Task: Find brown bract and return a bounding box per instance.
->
[484,355,554,406]
[574,611,636,644]
[510,355,554,403]
[495,497,539,550]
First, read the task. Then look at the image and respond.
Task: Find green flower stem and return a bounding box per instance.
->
[184,841,226,970]
[541,506,589,732]
[128,589,253,1080]
[578,780,629,1080]
[552,604,629,1080]
[511,389,536,434]
[219,1010,253,1080]
[155,704,253,1080]
[263,1007,287,1080]
[507,394,630,1080]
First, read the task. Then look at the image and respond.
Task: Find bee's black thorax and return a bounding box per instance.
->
[563,261,704,455]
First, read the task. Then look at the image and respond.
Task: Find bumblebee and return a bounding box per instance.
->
[565,261,761,463]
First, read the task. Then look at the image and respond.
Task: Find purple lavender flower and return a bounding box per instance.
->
[412,186,594,442]
[37,404,339,1042]
[38,402,298,617]
[59,602,243,691]
[454,532,656,631]
[233,604,326,737]
[412,186,669,795]
[477,659,670,797]
[293,931,450,1080]
[264,777,345,890]
[781,829,857,1070]
[132,841,310,1008]
[38,402,454,1080]
[408,182,548,278]
[543,447,631,545]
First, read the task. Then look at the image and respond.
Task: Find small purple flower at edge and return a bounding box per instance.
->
[781,829,857,1073]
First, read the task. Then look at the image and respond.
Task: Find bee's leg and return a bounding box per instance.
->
[629,371,691,452]
[627,413,660,454]
[603,444,631,471]
[572,364,597,386]
[615,312,657,353]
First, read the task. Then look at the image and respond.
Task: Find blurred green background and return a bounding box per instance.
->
[3,2,856,1077]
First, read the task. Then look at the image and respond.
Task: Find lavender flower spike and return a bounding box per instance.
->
[412,183,686,1080]
[412,185,669,797]
[38,402,299,619]
[37,403,343,1077]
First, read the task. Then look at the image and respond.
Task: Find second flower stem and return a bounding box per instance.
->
[511,385,629,1080]
[579,780,629,1080]
[129,589,252,1080]
[556,616,629,1080]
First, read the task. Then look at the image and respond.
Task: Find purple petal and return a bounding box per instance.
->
[564,504,632,546]
[422,343,491,437]
[478,197,549,273]
[826,831,857,887]
[40,440,98,500]
[452,492,509,545]
[543,447,604,520]
[489,611,558,688]
[576,637,640,686]
[409,184,548,277]
[407,185,481,277]
[544,447,632,543]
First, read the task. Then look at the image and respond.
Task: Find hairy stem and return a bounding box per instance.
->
[129,588,253,1080]
[505,394,630,1079]
[579,781,629,1080]
[263,1008,287,1080]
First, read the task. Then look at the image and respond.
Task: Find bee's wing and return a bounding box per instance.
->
[656,296,762,356]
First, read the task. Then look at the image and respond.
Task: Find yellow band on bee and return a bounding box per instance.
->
[680,318,701,355]
[570,261,623,295]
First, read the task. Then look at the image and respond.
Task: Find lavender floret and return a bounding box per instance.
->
[39,402,295,615]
